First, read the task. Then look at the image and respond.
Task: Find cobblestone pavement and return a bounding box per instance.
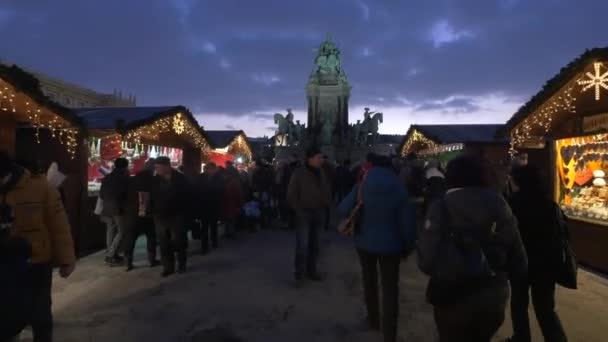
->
[16,229,608,342]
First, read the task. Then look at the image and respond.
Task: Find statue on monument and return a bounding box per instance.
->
[274,108,298,146]
[353,108,383,146]
[309,35,348,86]
[294,120,306,145]
[320,111,335,146]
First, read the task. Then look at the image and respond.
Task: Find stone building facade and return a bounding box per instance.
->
[34,72,136,108]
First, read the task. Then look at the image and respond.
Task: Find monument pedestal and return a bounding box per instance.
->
[307,83,351,145]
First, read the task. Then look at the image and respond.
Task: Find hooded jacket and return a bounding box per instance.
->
[3,167,75,265]
[338,167,417,254]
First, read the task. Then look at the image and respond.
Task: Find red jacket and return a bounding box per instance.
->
[221,178,244,220]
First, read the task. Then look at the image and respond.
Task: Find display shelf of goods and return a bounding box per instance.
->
[557,133,608,225]
[87,137,183,196]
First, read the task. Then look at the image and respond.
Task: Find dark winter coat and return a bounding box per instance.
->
[198,172,225,215]
[509,191,562,278]
[418,187,528,305]
[287,166,331,211]
[99,169,130,217]
[150,170,190,219]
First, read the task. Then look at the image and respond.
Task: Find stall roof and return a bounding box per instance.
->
[408,124,504,144]
[499,47,608,137]
[0,63,83,127]
[74,106,211,148]
[400,124,505,155]
[206,130,247,148]
[75,106,179,130]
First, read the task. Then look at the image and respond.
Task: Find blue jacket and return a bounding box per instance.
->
[338,167,417,254]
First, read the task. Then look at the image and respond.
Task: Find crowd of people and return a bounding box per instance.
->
[0,146,572,342]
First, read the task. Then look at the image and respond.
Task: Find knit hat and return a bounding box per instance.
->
[155,156,171,166]
[305,146,321,159]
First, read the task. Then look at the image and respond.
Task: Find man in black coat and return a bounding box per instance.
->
[198,162,224,254]
[99,158,130,266]
[151,157,190,277]
[123,159,160,271]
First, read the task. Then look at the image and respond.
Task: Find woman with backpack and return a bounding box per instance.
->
[418,154,528,342]
[507,165,568,342]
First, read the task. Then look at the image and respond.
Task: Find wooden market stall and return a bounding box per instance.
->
[399,124,509,166]
[204,130,252,167]
[500,47,608,273]
[74,106,211,254]
[0,63,86,255]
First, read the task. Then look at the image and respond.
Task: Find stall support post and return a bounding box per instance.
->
[0,115,17,156]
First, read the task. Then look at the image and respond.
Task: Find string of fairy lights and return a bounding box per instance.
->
[124,112,210,152]
[401,129,438,155]
[227,134,252,160]
[0,78,79,158]
[509,61,608,156]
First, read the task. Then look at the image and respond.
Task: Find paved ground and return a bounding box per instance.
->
[15,229,608,342]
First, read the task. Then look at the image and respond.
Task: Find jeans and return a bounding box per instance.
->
[510,275,568,342]
[201,213,219,252]
[434,285,508,342]
[357,249,401,342]
[105,215,126,258]
[154,216,187,272]
[294,209,324,278]
[123,217,157,265]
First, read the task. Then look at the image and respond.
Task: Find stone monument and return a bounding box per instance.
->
[274,36,384,162]
[306,35,351,146]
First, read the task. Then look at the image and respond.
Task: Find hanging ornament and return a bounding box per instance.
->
[172,113,186,135]
[577,62,608,101]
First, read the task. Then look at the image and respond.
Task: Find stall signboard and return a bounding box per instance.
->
[583,113,608,134]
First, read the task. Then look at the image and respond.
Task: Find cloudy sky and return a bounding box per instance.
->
[0,0,606,137]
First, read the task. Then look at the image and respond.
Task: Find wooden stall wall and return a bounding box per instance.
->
[0,116,17,156]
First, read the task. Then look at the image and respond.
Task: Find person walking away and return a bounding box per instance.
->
[199,162,223,253]
[151,157,190,277]
[418,154,527,342]
[221,168,245,239]
[99,157,130,266]
[0,151,76,342]
[423,160,446,214]
[338,155,417,342]
[287,146,331,285]
[321,156,337,231]
[507,165,568,342]
[123,159,159,271]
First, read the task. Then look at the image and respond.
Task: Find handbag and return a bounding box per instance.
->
[430,199,496,282]
[337,179,365,237]
[553,204,578,289]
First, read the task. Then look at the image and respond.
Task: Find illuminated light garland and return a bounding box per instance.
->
[228,134,252,161]
[510,85,577,156]
[124,112,211,151]
[401,129,438,155]
[577,62,608,101]
[0,78,79,159]
[172,113,185,135]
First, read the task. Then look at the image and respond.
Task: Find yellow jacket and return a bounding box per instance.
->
[6,170,76,265]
